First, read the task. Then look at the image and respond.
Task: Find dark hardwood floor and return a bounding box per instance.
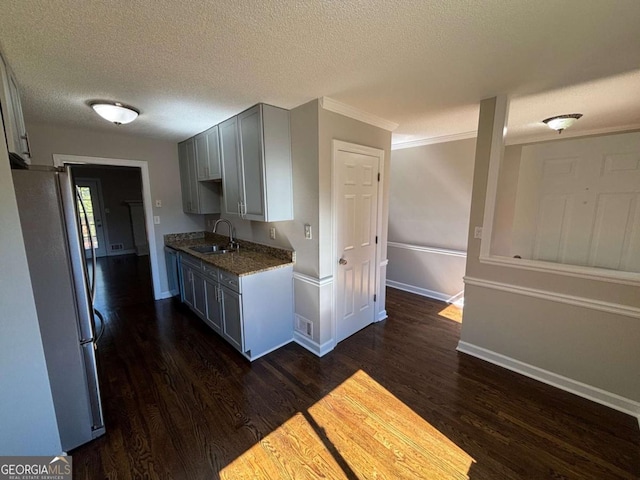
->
[73,260,640,479]
[91,254,154,311]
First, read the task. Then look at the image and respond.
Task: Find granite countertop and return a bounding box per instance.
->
[164,232,295,277]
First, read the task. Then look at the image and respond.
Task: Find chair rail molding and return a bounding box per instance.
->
[388,241,467,258]
[464,276,640,319]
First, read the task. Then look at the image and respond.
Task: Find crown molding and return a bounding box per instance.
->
[391,130,477,150]
[320,97,399,132]
[504,123,640,146]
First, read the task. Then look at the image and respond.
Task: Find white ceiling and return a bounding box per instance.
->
[1,0,639,144]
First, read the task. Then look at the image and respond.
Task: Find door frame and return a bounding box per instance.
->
[75,177,110,258]
[331,140,385,347]
[53,154,162,300]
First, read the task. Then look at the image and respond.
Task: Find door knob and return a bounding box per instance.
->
[339,258,347,265]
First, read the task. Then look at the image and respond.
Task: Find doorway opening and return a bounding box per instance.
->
[53,154,162,301]
[71,164,153,311]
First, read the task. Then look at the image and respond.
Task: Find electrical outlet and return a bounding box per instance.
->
[269,227,276,240]
[474,226,483,239]
[304,224,312,240]
[155,199,162,207]
[154,216,161,225]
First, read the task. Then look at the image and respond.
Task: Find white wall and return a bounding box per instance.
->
[387,139,475,301]
[0,129,61,454]
[460,97,640,416]
[26,122,204,296]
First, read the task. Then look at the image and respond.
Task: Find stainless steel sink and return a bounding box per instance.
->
[189,244,231,255]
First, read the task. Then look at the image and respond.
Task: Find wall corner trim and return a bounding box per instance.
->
[457,341,640,418]
[293,272,334,287]
[320,97,399,132]
[464,276,640,319]
[293,332,334,357]
[391,131,477,150]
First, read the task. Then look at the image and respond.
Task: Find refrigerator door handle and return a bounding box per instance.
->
[75,185,97,303]
[59,169,96,343]
[81,342,105,432]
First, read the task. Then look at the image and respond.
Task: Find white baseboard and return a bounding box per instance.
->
[457,341,640,420]
[386,280,451,303]
[377,309,388,321]
[107,248,136,257]
[249,338,294,361]
[158,290,178,300]
[293,332,334,357]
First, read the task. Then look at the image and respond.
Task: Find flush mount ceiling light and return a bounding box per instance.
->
[90,102,139,125]
[542,113,583,134]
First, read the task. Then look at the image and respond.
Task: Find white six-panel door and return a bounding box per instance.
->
[511,132,640,272]
[334,143,382,343]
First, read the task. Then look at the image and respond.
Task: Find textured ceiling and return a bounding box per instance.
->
[0,0,639,144]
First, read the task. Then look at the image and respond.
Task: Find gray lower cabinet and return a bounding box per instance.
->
[180,263,194,309]
[220,286,243,352]
[204,280,222,334]
[180,259,206,317]
[191,271,207,319]
[178,252,293,360]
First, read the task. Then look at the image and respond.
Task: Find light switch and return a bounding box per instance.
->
[304,224,312,240]
[154,216,161,225]
[269,227,276,240]
[474,226,483,239]
[155,200,162,207]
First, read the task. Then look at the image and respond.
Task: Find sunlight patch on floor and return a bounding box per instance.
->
[438,303,463,323]
[220,370,474,479]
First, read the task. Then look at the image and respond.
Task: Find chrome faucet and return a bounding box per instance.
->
[213,218,238,250]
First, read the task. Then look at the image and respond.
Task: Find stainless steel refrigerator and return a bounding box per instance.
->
[12,166,105,451]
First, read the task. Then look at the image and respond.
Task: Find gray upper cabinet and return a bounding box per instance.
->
[195,125,221,181]
[178,137,221,214]
[221,104,293,222]
[220,116,242,216]
[178,141,192,212]
[0,52,30,162]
